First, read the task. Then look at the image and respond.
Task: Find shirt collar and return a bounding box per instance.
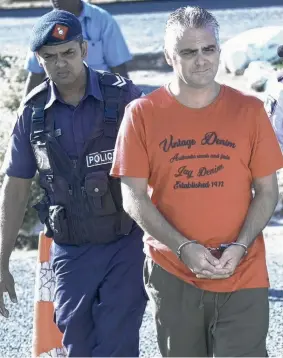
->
[45,65,103,109]
[45,81,59,109]
[84,64,103,101]
[78,0,91,20]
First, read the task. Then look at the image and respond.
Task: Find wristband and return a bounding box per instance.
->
[176,240,197,261]
[229,242,248,256]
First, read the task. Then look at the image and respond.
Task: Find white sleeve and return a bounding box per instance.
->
[264,82,283,146]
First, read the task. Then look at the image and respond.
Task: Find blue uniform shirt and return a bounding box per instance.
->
[25,1,132,73]
[2,67,141,179]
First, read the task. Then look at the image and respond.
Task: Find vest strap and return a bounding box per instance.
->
[98,72,126,138]
[30,89,53,178]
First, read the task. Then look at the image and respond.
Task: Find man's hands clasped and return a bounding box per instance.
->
[180,242,246,280]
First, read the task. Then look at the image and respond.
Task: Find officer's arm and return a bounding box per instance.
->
[22,72,45,98]
[121,176,188,254]
[0,175,32,270]
[110,63,129,79]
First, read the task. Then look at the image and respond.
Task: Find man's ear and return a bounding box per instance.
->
[81,40,88,59]
[164,48,173,67]
[35,52,43,67]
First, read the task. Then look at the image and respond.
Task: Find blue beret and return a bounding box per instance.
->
[30,10,82,52]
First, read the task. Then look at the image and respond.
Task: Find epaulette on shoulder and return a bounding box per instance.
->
[23,79,49,106]
[96,70,130,91]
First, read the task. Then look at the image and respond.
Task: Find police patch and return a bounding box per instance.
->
[264,95,277,117]
[86,149,114,167]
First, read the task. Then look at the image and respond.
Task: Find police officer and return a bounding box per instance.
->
[264,45,283,218]
[0,10,146,357]
[264,45,283,147]
[23,0,132,97]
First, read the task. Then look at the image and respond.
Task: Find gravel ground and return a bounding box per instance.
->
[0,225,282,357]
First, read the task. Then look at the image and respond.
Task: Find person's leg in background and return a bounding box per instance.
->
[52,225,146,357]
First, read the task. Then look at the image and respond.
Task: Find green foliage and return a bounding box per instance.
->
[270,57,283,70]
[0,55,11,75]
[0,54,27,112]
[2,93,21,112]
[0,54,41,249]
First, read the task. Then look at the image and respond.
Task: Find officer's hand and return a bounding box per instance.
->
[180,243,231,279]
[0,269,17,318]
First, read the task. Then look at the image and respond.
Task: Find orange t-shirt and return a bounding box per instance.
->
[111,85,283,292]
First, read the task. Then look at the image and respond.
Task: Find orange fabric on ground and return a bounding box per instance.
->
[111,85,283,292]
[32,233,64,357]
[38,232,53,263]
[32,301,63,357]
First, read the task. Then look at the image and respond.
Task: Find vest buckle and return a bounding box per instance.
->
[46,174,54,183]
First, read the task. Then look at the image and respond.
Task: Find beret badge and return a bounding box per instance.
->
[52,24,69,40]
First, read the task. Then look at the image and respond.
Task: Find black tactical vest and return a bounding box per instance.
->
[29,71,134,245]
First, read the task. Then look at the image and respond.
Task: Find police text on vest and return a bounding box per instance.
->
[86,149,114,167]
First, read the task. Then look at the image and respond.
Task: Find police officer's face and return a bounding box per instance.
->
[165,26,220,89]
[51,0,81,14]
[36,40,88,85]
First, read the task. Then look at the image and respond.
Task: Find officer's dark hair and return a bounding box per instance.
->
[164,6,220,55]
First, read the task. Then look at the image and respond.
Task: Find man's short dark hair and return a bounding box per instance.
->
[164,6,220,54]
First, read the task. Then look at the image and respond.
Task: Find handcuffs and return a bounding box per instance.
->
[177,240,248,261]
[206,243,248,259]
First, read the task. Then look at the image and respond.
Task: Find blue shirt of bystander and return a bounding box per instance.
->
[24,0,132,73]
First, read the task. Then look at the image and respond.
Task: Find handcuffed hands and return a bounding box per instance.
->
[180,243,246,280]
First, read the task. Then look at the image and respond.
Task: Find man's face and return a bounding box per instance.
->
[51,0,81,14]
[36,40,87,86]
[165,26,220,89]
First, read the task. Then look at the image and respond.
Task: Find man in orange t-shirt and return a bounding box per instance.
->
[111,6,283,358]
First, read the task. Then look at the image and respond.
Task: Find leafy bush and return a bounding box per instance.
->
[0,149,43,249]
[0,54,41,249]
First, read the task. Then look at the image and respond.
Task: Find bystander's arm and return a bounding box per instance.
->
[111,63,129,78]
